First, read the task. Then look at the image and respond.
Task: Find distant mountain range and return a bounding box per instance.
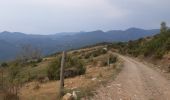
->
[0,28,159,61]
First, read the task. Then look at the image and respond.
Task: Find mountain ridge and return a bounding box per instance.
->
[0,28,159,61]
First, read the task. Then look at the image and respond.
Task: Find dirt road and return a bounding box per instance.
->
[93,55,170,100]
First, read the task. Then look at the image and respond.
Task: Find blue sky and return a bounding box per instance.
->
[0,0,169,34]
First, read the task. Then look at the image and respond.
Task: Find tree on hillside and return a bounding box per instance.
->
[0,62,8,68]
[160,21,168,33]
[0,68,4,89]
[17,45,42,63]
[165,36,170,50]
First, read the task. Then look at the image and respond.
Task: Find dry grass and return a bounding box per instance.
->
[19,81,59,100]
[140,52,170,80]
[1,46,122,100]
[19,62,119,100]
[0,91,5,100]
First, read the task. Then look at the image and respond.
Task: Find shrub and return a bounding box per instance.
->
[9,65,21,80]
[33,82,40,90]
[4,92,19,100]
[47,57,61,80]
[37,58,43,63]
[92,52,98,57]
[84,53,91,59]
[154,49,165,59]
[84,49,107,59]
[47,56,86,80]
[31,63,37,67]
[100,60,108,66]
[168,65,170,72]
[165,38,170,50]
[66,56,86,76]
[109,55,117,64]
[1,62,8,67]
[113,24,170,59]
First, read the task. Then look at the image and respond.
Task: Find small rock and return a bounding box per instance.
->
[71,87,77,90]
[70,82,73,84]
[62,91,78,100]
[116,84,121,87]
[150,76,153,79]
[74,91,80,93]
[91,78,97,81]
[25,84,29,88]
[43,77,49,83]
[62,93,74,100]
[107,86,111,88]
[72,91,77,100]
[113,84,121,87]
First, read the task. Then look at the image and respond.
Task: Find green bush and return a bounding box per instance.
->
[165,38,170,50]
[1,62,8,67]
[66,56,86,75]
[84,49,107,59]
[37,58,43,63]
[9,65,21,80]
[84,53,91,59]
[111,22,170,59]
[115,27,170,59]
[47,56,86,80]
[109,55,117,64]
[47,57,61,80]
[154,49,165,59]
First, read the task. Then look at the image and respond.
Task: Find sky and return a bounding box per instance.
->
[0,0,170,34]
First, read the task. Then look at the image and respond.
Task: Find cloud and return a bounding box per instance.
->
[0,0,169,34]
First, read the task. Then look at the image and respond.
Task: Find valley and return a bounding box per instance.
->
[0,28,159,61]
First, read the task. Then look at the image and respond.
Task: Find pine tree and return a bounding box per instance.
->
[160,21,167,33]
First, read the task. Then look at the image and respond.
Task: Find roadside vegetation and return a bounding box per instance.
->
[109,22,170,59]
[0,45,123,100]
[47,55,86,80]
[108,22,170,72]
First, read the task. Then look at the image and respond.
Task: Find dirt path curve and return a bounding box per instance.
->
[92,55,170,100]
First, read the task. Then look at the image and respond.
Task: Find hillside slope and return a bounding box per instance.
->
[109,25,170,72]
[0,45,123,100]
[126,30,170,58]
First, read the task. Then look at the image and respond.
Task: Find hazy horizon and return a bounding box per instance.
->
[0,0,170,35]
[0,27,160,35]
